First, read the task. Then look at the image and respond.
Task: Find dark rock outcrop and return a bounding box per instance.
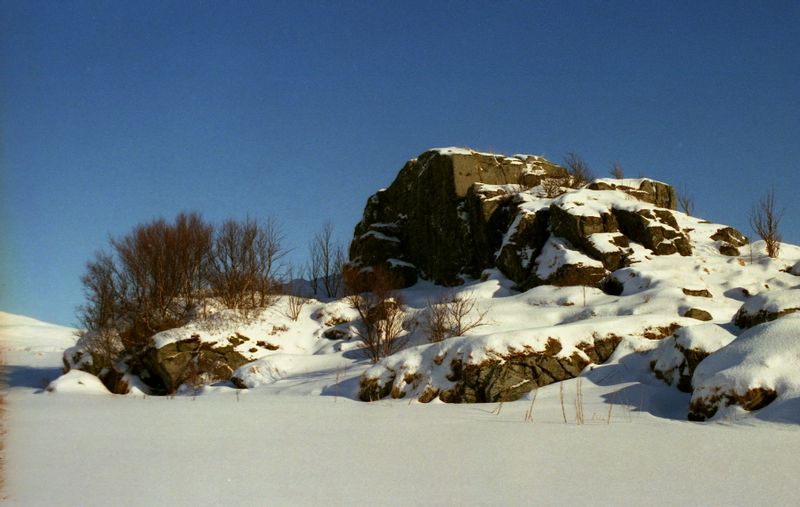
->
[347,149,569,287]
[436,335,621,403]
[348,149,709,291]
[143,335,252,393]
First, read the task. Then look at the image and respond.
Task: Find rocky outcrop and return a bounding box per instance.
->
[586,178,677,209]
[143,335,252,393]
[348,149,706,291]
[437,335,622,403]
[347,148,569,287]
[710,226,748,256]
[355,318,658,403]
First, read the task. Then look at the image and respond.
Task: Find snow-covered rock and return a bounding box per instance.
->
[733,288,800,328]
[650,323,736,392]
[689,315,800,421]
[46,370,111,395]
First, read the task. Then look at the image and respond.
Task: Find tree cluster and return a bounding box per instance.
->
[78,213,286,352]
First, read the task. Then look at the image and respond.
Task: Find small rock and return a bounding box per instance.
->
[718,244,740,256]
[682,288,712,298]
[684,308,713,321]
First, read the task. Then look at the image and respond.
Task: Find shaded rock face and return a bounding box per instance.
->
[439,335,621,403]
[688,387,777,421]
[586,179,677,209]
[347,149,568,287]
[143,335,252,393]
[651,343,712,393]
[348,149,706,291]
[442,339,619,403]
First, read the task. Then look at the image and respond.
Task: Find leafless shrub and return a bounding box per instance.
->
[749,189,783,258]
[678,185,694,216]
[542,178,567,198]
[564,152,595,188]
[344,265,407,362]
[283,265,308,321]
[308,220,346,298]
[208,217,286,315]
[423,292,488,343]
[609,162,624,179]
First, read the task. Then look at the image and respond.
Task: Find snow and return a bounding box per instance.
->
[45,369,111,394]
[5,269,800,505]
[535,236,603,279]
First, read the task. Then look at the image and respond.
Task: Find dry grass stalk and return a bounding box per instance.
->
[575,377,585,425]
[524,389,538,423]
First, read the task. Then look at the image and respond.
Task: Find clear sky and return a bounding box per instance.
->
[1,0,798,326]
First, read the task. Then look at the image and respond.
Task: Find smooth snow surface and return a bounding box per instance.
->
[4,305,800,505]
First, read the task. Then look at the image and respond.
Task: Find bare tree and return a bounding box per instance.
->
[344,265,407,362]
[609,162,624,179]
[208,217,286,314]
[750,189,783,258]
[110,212,214,347]
[564,152,595,188]
[308,220,345,298]
[423,292,488,343]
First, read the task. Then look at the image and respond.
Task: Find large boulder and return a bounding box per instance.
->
[143,335,252,393]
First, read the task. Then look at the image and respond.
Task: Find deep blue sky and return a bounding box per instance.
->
[2,1,798,326]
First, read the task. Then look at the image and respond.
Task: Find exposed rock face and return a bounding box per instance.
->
[348,149,706,291]
[586,179,677,209]
[347,148,568,287]
[438,335,622,403]
[143,335,252,393]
